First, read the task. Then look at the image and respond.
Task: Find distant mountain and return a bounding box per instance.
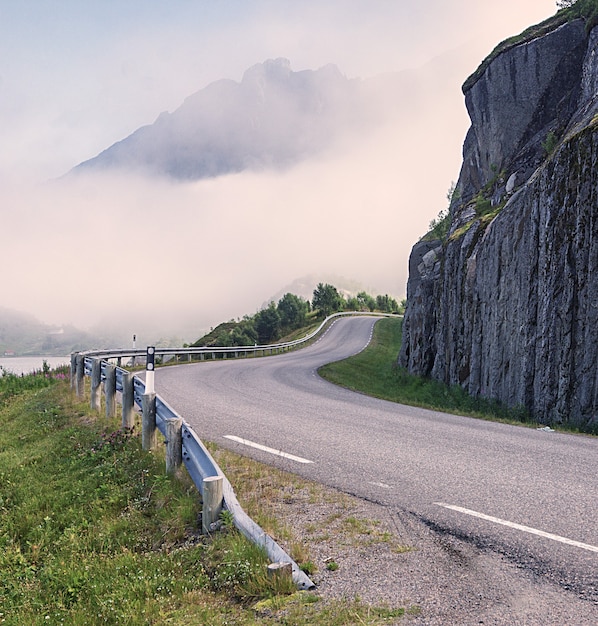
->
[70,58,417,181]
[0,308,96,356]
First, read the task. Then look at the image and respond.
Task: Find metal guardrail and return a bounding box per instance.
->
[72,311,398,590]
[75,354,316,589]
[77,311,395,363]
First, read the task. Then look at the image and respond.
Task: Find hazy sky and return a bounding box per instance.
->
[0,0,557,341]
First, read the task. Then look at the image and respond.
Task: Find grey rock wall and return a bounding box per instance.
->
[400,18,598,430]
[458,19,587,204]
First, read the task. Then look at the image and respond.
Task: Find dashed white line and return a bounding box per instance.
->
[224,435,314,464]
[435,502,598,553]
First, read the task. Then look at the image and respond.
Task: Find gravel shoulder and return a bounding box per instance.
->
[212,446,598,625]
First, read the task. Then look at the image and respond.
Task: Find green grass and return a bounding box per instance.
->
[319,317,533,425]
[463,0,598,94]
[0,364,55,405]
[319,317,404,400]
[0,382,212,625]
[0,372,410,625]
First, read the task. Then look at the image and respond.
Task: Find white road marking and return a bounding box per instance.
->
[224,435,314,464]
[435,502,598,553]
[369,481,392,489]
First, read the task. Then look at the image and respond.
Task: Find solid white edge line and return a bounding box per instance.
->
[224,435,314,464]
[435,502,598,553]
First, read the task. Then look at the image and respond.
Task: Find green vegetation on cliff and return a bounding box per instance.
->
[463,0,598,92]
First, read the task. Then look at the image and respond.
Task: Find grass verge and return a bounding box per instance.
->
[318,317,534,426]
[0,371,411,625]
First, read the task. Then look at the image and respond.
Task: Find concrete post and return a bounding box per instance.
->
[142,392,157,450]
[90,358,102,412]
[202,476,224,534]
[165,416,183,474]
[104,364,116,418]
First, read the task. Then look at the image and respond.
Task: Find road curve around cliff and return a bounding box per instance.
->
[155,316,598,610]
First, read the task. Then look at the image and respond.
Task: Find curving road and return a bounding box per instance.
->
[155,316,598,604]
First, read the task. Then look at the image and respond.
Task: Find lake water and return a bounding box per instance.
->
[0,356,70,376]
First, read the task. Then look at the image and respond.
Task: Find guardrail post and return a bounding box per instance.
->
[70,353,77,390]
[202,476,223,534]
[104,364,116,418]
[267,561,293,584]
[121,371,135,429]
[165,417,183,473]
[76,354,85,399]
[142,393,157,450]
[90,358,102,411]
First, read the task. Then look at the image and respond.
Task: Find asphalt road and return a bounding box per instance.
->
[155,316,598,604]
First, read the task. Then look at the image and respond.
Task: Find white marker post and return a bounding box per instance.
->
[142,346,157,450]
[145,346,155,394]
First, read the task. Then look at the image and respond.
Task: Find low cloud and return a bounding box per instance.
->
[2,67,466,342]
[1,0,556,343]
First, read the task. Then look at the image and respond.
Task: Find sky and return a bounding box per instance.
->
[0,0,557,343]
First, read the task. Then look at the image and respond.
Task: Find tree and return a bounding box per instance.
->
[254,302,281,344]
[277,293,308,330]
[312,283,344,317]
[357,291,376,312]
[345,296,361,311]
[230,321,258,346]
[376,294,400,313]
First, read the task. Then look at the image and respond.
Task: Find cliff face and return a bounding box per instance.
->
[400,18,598,430]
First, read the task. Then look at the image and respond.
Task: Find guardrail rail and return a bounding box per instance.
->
[71,312,398,589]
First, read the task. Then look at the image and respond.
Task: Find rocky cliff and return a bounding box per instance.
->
[400,13,598,431]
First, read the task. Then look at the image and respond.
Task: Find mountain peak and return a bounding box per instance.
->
[69,59,362,181]
[242,57,293,83]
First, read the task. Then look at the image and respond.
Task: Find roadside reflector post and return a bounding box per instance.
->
[131,334,137,367]
[142,346,157,450]
[202,476,224,534]
[145,346,155,394]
